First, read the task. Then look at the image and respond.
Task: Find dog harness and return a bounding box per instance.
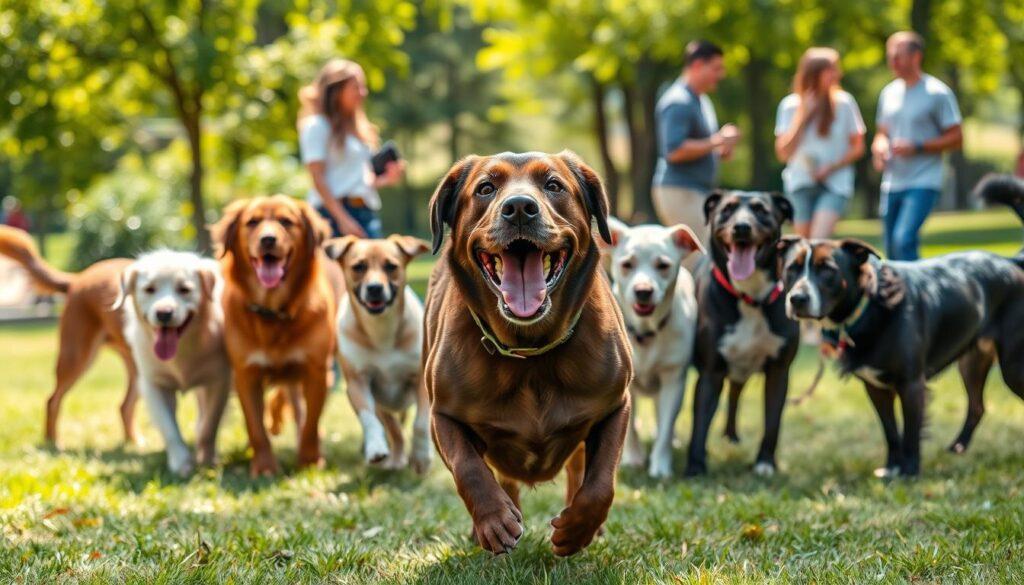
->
[246,303,292,321]
[821,292,872,356]
[468,307,585,359]
[712,266,783,307]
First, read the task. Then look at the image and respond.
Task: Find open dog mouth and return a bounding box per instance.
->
[726,238,759,281]
[153,313,193,362]
[633,302,656,317]
[251,252,289,289]
[476,239,569,320]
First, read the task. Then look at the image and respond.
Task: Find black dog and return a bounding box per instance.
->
[777,174,1024,476]
[686,190,799,477]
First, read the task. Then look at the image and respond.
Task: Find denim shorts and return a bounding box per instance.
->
[316,198,383,239]
[788,185,850,224]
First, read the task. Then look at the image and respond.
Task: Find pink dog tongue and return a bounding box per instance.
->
[154,327,180,361]
[257,259,285,288]
[728,245,757,281]
[499,249,547,318]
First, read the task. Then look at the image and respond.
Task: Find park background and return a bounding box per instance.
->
[2,0,1024,582]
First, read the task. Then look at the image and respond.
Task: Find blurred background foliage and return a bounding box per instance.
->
[0,0,1020,259]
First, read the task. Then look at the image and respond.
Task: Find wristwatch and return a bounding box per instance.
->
[914,140,925,153]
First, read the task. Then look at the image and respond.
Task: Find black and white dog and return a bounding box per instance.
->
[777,174,1024,477]
[686,190,799,477]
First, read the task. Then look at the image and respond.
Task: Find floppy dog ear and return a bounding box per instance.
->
[667,224,705,257]
[839,239,881,265]
[429,156,477,255]
[560,150,612,245]
[388,234,431,261]
[112,265,138,311]
[775,235,804,275]
[299,200,332,253]
[198,260,220,302]
[324,236,359,261]
[770,192,794,225]
[703,189,725,225]
[600,217,630,250]
[209,199,249,259]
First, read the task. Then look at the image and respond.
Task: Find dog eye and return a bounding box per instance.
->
[352,262,368,273]
[620,260,634,271]
[245,218,260,227]
[178,285,193,295]
[544,179,565,193]
[475,182,495,197]
[751,204,768,215]
[279,218,294,228]
[143,285,156,294]
[383,262,398,273]
[655,259,672,271]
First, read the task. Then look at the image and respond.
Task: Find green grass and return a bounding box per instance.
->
[2,210,1023,583]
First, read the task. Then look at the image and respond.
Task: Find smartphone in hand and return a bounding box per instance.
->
[372,141,401,176]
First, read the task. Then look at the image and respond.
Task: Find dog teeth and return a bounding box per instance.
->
[494,256,503,281]
[544,254,551,275]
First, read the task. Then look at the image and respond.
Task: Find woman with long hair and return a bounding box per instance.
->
[775,48,866,238]
[298,59,402,238]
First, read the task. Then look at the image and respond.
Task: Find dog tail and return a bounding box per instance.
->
[976,173,1024,259]
[0,226,73,293]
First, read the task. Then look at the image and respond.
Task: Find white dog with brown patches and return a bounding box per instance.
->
[325,235,433,473]
[115,251,231,476]
[602,218,703,478]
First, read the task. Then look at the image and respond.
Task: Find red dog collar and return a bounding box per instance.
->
[712,266,783,308]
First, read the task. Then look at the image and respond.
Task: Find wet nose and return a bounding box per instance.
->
[733,223,752,238]
[365,283,385,300]
[788,291,809,309]
[634,286,654,303]
[155,308,174,324]
[500,195,540,227]
[260,234,277,249]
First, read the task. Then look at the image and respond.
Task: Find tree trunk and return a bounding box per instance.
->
[621,59,658,223]
[185,112,210,253]
[590,77,620,216]
[744,56,773,190]
[448,59,459,164]
[946,66,970,210]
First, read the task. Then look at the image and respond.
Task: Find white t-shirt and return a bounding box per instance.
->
[774,90,865,197]
[298,114,381,210]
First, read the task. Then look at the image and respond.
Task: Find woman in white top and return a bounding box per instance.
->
[298,59,402,238]
[775,48,866,238]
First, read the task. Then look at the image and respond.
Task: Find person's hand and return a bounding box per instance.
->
[891,138,917,158]
[375,161,404,188]
[718,124,740,149]
[812,163,834,183]
[719,143,735,161]
[800,92,820,117]
[871,138,890,172]
[334,212,367,238]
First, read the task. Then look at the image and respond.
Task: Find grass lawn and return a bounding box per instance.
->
[2,209,1023,583]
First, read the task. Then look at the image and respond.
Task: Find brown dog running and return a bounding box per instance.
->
[210,195,342,477]
[0,226,139,446]
[424,151,632,557]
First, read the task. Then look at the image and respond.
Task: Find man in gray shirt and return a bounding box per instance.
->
[653,40,739,253]
[872,31,962,260]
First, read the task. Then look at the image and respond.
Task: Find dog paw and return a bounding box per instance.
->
[550,493,611,557]
[683,461,707,477]
[752,461,776,477]
[168,450,196,478]
[620,449,646,469]
[948,441,967,454]
[873,465,901,479]
[647,454,673,479]
[364,431,390,465]
[249,452,280,478]
[724,431,741,444]
[410,451,432,475]
[472,497,524,555]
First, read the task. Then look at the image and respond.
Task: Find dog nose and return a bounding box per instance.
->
[733,223,752,238]
[365,283,385,300]
[634,286,654,303]
[156,308,174,324]
[260,234,277,248]
[500,195,540,226]
[789,292,809,309]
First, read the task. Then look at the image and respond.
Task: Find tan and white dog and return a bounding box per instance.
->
[325,235,433,473]
[115,251,231,476]
[603,218,702,478]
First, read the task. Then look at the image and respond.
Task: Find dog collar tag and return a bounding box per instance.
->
[480,336,498,356]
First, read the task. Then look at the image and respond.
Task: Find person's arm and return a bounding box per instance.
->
[667,136,722,164]
[306,162,367,237]
[371,160,404,189]
[814,97,867,181]
[815,132,866,182]
[871,125,890,172]
[774,96,816,163]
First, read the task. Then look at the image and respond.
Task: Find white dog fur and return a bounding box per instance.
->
[115,250,231,476]
[603,218,702,478]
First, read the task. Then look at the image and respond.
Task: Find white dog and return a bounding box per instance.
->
[325,235,433,473]
[115,251,231,476]
[603,218,703,478]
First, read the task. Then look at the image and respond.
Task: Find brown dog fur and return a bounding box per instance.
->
[423,152,632,556]
[210,195,342,477]
[0,226,139,446]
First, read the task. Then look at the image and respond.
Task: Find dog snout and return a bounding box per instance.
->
[500,195,540,227]
[788,291,810,310]
[259,233,277,249]
[633,285,654,304]
[155,307,175,325]
[364,282,386,301]
[732,223,752,239]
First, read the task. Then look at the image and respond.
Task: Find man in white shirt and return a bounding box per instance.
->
[872,31,963,260]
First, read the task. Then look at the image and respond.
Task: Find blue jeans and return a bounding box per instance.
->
[882,188,938,261]
[317,199,383,239]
